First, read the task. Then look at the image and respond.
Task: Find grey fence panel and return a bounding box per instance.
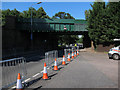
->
[1,57,27,89]
[64,49,71,61]
[64,47,78,61]
[45,50,58,68]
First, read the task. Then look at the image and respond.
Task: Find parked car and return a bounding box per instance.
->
[108,45,120,60]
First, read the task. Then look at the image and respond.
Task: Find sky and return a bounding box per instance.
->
[2,2,94,19]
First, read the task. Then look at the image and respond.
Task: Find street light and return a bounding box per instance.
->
[30,2,42,49]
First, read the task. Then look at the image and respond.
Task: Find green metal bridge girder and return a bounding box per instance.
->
[16,18,88,32]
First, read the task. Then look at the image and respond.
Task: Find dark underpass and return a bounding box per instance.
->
[2,16,91,60]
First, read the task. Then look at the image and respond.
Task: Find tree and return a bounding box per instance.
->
[36,7,50,18]
[21,10,29,18]
[86,1,120,48]
[58,35,79,45]
[85,9,90,20]
[23,7,36,18]
[88,2,106,44]
[11,9,20,17]
[2,9,12,26]
[76,36,83,43]
[52,12,74,19]
[106,2,120,39]
[53,12,77,45]
[21,7,50,19]
[1,7,50,26]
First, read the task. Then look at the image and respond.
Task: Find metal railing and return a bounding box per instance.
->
[64,46,79,61]
[45,50,58,68]
[1,57,27,89]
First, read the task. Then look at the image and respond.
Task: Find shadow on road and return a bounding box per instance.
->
[24,73,58,89]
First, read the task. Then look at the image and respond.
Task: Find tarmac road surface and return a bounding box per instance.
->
[27,51,118,88]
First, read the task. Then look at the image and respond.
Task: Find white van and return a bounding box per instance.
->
[108,45,120,60]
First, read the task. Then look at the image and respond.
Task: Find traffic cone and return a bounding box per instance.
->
[62,55,66,65]
[53,58,58,71]
[72,52,74,59]
[67,53,71,61]
[16,73,23,90]
[74,51,77,57]
[42,63,49,80]
[77,50,79,55]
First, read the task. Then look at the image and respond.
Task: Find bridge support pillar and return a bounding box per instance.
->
[83,32,91,48]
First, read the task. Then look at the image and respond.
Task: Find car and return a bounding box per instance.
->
[108,45,120,60]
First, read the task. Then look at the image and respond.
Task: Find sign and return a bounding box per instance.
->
[64,26,67,30]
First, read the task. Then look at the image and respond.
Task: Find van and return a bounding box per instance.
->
[108,45,120,60]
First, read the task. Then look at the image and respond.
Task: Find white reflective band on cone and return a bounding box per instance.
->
[68,55,70,58]
[72,53,74,56]
[16,80,22,89]
[44,67,47,73]
[54,61,57,66]
[63,57,65,61]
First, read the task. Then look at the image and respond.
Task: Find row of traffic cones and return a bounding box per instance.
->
[66,50,79,62]
[16,50,79,89]
[62,50,79,64]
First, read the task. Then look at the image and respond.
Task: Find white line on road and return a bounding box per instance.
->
[32,73,40,77]
[41,70,44,73]
[11,86,16,89]
[11,78,31,89]
[23,78,31,82]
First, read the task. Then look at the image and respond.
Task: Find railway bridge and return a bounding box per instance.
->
[3,16,91,59]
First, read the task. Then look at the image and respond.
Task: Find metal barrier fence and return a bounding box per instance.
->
[64,48,72,61]
[64,46,79,61]
[45,50,58,68]
[0,57,27,89]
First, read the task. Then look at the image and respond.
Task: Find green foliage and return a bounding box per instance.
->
[52,12,74,19]
[58,35,79,45]
[85,2,120,47]
[21,7,50,19]
[76,36,83,43]
[85,9,90,20]
[53,12,77,45]
[1,7,50,26]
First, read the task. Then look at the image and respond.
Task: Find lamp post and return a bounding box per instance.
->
[30,2,42,50]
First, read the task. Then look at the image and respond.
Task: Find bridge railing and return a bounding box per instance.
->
[16,18,87,32]
[1,57,27,89]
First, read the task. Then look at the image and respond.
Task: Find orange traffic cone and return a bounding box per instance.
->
[62,55,66,65]
[77,50,79,55]
[54,58,58,71]
[42,63,49,80]
[74,51,77,57]
[67,53,71,61]
[72,52,74,59]
[16,73,23,90]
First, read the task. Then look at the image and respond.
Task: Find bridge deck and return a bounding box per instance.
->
[16,18,88,32]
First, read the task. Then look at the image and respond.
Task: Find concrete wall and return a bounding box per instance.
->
[2,16,58,58]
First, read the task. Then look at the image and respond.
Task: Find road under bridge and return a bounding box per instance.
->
[2,16,91,59]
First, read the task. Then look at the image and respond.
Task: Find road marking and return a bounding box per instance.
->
[23,78,31,82]
[11,78,31,89]
[11,86,16,88]
[32,73,40,77]
[41,70,44,73]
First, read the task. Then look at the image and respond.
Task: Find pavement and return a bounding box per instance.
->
[25,51,118,89]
